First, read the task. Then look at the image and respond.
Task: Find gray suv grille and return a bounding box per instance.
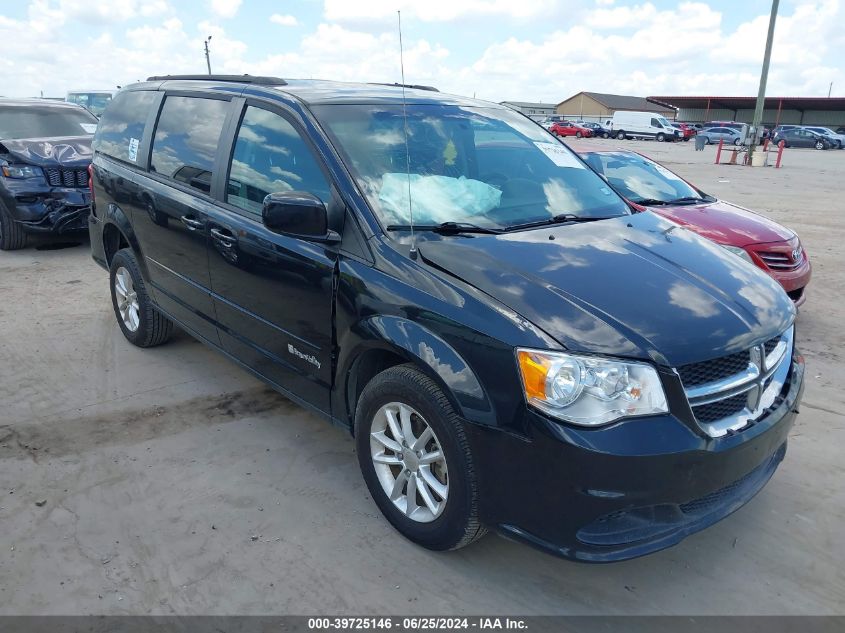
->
[44,167,88,188]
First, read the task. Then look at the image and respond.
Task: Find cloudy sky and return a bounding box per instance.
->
[1,0,843,102]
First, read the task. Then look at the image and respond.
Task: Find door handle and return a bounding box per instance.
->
[210,227,236,247]
[180,215,204,230]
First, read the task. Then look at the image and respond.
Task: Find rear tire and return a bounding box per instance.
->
[355,365,486,551]
[109,248,173,347]
[0,203,27,251]
[814,141,825,150]
[734,137,742,146]
[656,133,665,142]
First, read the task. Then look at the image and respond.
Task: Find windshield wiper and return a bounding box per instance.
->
[665,196,707,205]
[504,213,614,232]
[630,198,670,206]
[385,221,502,235]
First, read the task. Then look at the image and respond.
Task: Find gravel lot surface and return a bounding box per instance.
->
[1,140,842,615]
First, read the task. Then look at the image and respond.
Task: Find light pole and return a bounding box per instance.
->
[748,0,779,165]
[204,35,212,75]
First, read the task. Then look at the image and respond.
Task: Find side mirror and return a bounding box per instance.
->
[261,191,339,243]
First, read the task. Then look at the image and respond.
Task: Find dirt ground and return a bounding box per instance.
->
[1,140,843,615]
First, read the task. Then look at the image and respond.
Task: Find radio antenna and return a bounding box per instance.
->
[397,10,417,259]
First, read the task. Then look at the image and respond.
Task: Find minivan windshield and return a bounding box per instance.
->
[0,106,98,139]
[583,151,712,205]
[313,104,629,231]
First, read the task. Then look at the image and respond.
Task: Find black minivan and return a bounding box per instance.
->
[88,75,804,562]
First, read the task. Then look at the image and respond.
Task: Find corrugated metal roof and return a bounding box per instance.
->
[558,92,675,112]
[649,96,845,111]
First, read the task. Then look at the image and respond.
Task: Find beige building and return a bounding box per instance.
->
[555,91,676,122]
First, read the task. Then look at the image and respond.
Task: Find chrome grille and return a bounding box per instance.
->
[43,167,88,188]
[677,351,750,388]
[680,328,794,437]
[758,251,801,270]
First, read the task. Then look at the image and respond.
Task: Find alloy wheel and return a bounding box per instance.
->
[369,402,449,523]
[114,266,140,332]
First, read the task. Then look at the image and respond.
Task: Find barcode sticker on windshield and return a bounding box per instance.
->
[534,142,585,169]
[128,137,140,162]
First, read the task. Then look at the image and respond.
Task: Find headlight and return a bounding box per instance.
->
[516,349,668,426]
[1,164,43,179]
[721,244,754,264]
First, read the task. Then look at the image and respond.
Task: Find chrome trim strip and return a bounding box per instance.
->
[685,364,760,401]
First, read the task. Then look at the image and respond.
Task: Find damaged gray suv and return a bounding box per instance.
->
[0,99,97,250]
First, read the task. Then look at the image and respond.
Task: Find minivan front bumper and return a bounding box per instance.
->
[470,352,804,562]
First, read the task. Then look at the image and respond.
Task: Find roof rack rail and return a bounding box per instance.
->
[370,82,439,92]
[146,74,287,86]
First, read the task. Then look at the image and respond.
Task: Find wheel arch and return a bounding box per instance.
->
[341,316,495,434]
[100,205,151,280]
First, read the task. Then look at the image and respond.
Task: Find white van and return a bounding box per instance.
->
[609,111,682,142]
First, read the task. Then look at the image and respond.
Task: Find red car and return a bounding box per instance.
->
[550,121,593,138]
[578,149,811,306]
[673,122,697,141]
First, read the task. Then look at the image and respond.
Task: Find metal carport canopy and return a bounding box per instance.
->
[647,95,845,112]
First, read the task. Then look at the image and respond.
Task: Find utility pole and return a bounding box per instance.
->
[748,0,779,165]
[204,35,212,75]
[829,82,833,98]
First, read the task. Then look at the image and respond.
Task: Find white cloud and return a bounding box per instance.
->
[209,0,242,19]
[323,0,555,22]
[0,0,842,105]
[270,14,299,27]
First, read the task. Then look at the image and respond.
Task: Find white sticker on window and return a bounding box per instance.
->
[534,142,585,169]
[128,137,140,162]
[80,123,97,133]
[653,163,684,182]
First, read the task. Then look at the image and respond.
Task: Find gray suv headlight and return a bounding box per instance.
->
[517,349,668,426]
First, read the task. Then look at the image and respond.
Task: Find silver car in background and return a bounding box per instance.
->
[698,126,744,146]
[804,127,845,149]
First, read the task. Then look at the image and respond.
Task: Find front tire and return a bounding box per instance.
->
[355,365,486,551]
[656,133,665,142]
[0,203,27,251]
[575,131,582,138]
[109,248,173,347]
[616,131,625,140]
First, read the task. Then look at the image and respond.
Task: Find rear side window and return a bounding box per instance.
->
[226,106,331,215]
[150,96,229,193]
[93,91,156,162]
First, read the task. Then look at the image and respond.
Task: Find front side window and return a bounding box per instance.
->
[227,106,331,215]
[313,104,628,230]
[584,152,708,205]
[150,96,229,193]
[93,91,155,162]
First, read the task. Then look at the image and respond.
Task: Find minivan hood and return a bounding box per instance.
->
[419,212,794,367]
[650,199,795,247]
[0,136,92,168]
